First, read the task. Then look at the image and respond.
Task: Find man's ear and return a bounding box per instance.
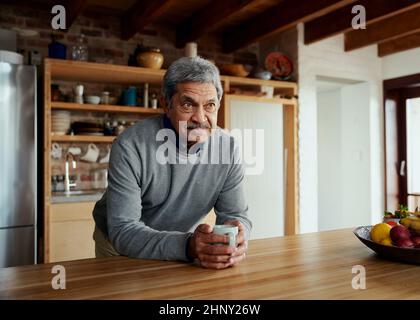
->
[160,96,169,113]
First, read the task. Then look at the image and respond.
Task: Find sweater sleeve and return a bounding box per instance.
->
[214,138,252,240]
[106,140,191,261]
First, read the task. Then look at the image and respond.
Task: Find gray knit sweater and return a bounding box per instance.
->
[92,115,251,261]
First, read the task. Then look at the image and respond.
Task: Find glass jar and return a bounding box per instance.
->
[101,91,110,104]
[71,34,88,61]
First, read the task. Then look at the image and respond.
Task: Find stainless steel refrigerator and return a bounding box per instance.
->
[0,50,37,268]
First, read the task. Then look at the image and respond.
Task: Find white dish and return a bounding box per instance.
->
[77,132,105,136]
[85,96,101,105]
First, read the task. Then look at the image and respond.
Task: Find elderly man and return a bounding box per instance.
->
[92,56,251,269]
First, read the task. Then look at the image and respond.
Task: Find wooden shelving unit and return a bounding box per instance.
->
[51,101,165,114]
[225,94,297,107]
[51,135,116,143]
[43,58,299,263]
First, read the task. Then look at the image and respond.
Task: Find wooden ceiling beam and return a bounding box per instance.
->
[304,0,420,45]
[222,0,357,53]
[176,0,256,48]
[64,0,89,30]
[121,0,175,40]
[345,6,420,51]
[378,31,420,57]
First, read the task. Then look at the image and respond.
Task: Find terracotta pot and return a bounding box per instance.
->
[136,49,164,69]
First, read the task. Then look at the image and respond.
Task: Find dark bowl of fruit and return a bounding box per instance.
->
[353,221,420,265]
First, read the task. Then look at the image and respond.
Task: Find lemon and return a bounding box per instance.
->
[371,223,392,244]
[380,238,393,246]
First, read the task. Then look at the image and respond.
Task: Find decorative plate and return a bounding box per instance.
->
[264,52,293,79]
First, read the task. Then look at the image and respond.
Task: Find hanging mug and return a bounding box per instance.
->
[80,143,99,162]
[51,143,62,159]
[68,146,82,155]
[99,146,111,164]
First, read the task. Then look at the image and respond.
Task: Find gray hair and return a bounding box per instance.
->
[162,56,223,106]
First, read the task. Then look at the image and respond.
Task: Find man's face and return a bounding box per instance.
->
[165,82,219,148]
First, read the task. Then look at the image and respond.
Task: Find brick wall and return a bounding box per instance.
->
[0,4,261,68]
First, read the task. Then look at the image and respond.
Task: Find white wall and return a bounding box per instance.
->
[382,47,420,79]
[317,89,342,230]
[317,83,372,231]
[340,83,371,228]
[298,23,384,233]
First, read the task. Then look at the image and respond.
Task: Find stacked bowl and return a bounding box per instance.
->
[51,111,71,135]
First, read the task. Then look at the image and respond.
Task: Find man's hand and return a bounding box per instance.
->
[224,220,248,267]
[188,221,248,269]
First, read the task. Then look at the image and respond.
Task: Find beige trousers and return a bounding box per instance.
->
[93,225,120,258]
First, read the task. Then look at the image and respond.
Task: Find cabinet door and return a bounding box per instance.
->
[50,202,96,262]
[227,97,284,239]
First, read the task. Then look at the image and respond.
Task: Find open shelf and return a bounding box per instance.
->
[222,75,297,89]
[51,135,116,143]
[51,101,164,114]
[225,94,297,106]
[47,58,165,85]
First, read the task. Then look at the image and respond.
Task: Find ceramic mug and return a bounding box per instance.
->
[51,143,62,159]
[80,143,99,162]
[99,147,110,164]
[212,224,238,247]
[68,147,81,155]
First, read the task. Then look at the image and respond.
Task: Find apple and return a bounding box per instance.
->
[395,238,415,248]
[410,236,420,246]
[390,225,411,242]
[415,243,420,249]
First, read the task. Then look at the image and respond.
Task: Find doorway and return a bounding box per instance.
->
[316,76,371,231]
[406,98,420,210]
[384,74,420,212]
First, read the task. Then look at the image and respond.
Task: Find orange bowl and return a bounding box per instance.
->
[217,63,250,77]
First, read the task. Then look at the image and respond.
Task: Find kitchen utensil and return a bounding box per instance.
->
[51,110,70,134]
[74,84,84,104]
[68,147,81,155]
[100,91,110,104]
[80,143,99,163]
[136,48,164,69]
[71,34,88,61]
[217,63,251,77]
[48,36,66,60]
[99,146,110,164]
[51,143,62,159]
[123,86,137,106]
[85,95,100,104]
[253,70,272,80]
[353,225,420,265]
[264,52,293,79]
[151,93,158,109]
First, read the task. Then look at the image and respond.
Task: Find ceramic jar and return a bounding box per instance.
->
[136,48,164,69]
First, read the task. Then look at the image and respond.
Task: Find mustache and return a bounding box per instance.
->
[187,122,211,129]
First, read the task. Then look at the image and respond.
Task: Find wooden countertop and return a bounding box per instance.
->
[1,228,419,299]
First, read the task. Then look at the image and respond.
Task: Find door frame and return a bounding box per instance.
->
[383,73,420,210]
